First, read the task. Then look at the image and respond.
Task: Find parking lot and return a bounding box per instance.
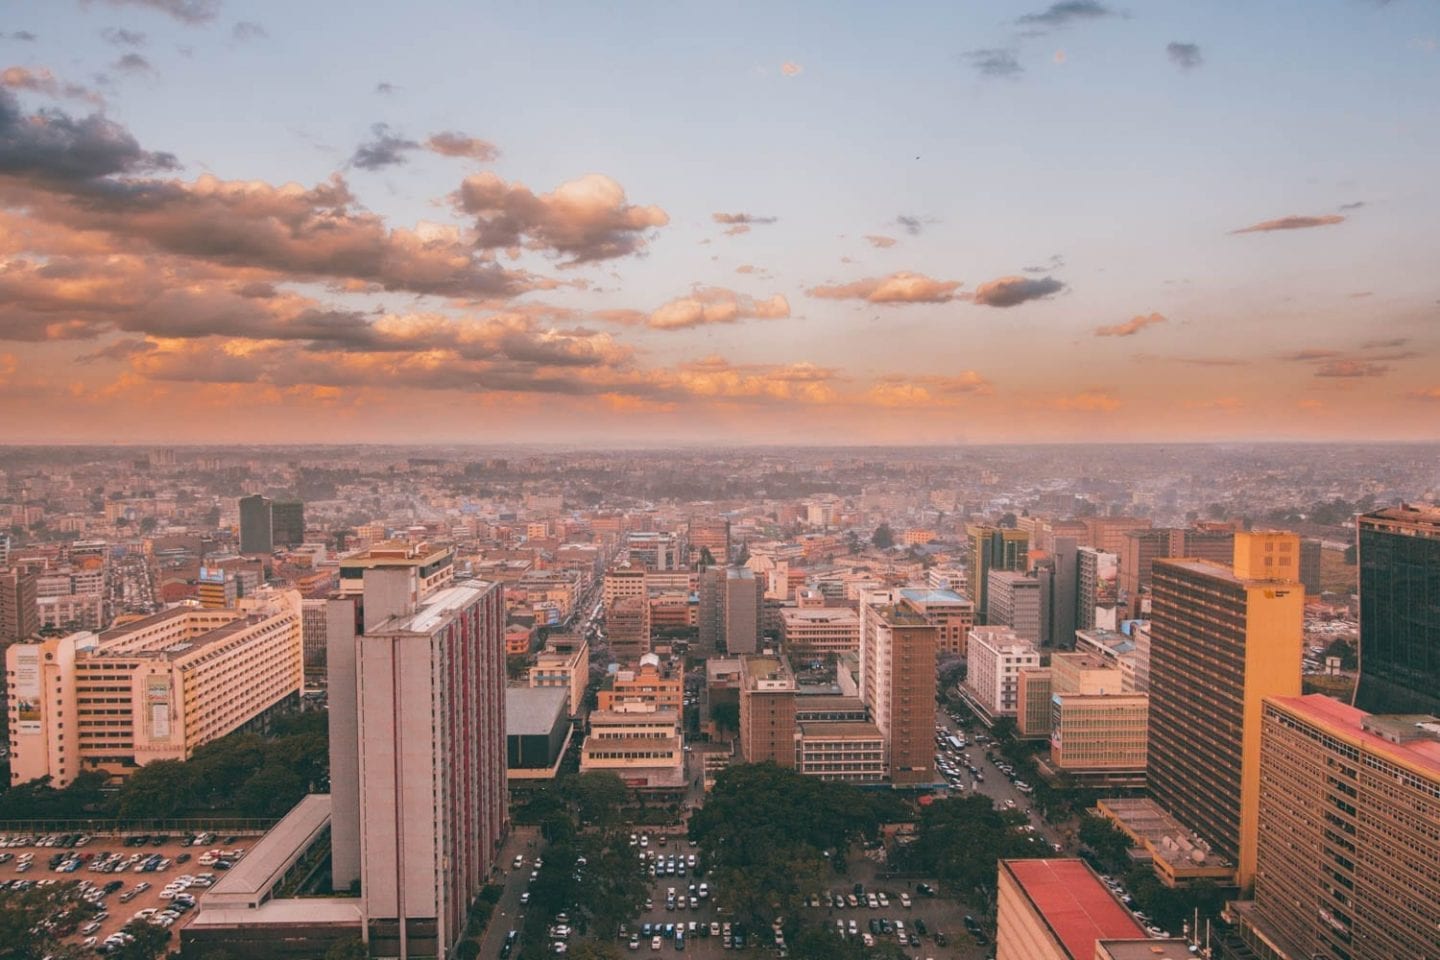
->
[0,830,251,954]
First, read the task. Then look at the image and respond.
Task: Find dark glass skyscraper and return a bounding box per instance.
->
[238,494,273,554]
[1355,504,1440,715]
[271,499,305,548]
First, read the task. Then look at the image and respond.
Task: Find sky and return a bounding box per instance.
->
[1,0,1438,446]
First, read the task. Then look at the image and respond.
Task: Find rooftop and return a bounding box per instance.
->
[372,580,492,635]
[898,587,970,605]
[506,686,569,736]
[1271,694,1440,779]
[203,795,332,908]
[798,721,883,740]
[1095,940,1195,960]
[1003,859,1145,960]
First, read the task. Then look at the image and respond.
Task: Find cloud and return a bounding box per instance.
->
[88,0,220,25]
[101,27,147,46]
[600,287,790,331]
[77,337,156,362]
[735,264,755,274]
[1166,42,1202,69]
[1409,387,1440,401]
[2,31,40,42]
[1,67,106,106]
[865,372,992,407]
[964,48,1023,78]
[1316,359,1390,378]
[1231,214,1346,234]
[1023,254,1065,274]
[349,122,419,170]
[1018,1,1117,28]
[1051,389,1121,412]
[895,214,935,235]
[864,235,897,248]
[780,61,803,77]
[0,89,177,181]
[1339,200,1365,211]
[1095,312,1166,337]
[112,53,155,75]
[1185,396,1244,412]
[374,81,395,95]
[232,21,267,41]
[971,275,1065,307]
[425,131,499,162]
[1278,349,1341,362]
[452,171,669,266]
[712,212,777,226]
[808,271,962,305]
[670,357,839,405]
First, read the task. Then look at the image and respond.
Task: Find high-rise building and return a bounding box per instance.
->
[739,654,797,767]
[607,595,651,661]
[1145,531,1304,886]
[1035,535,1078,648]
[1047,652,1148,786]
[986,571,1041,644]
[701,566,763,655]
[1354,504,1440,715]
[1076,547,1119,631]
[0,565,39,644]
[1298,537,1322,596]
[1242,694,1440,960]
[6,589,303,787]
[238,494,273,555]
[326,545,505,959]
[860,598,937,785]
[968,525,1028,624]
[271,499,306,548]
[896,588,974,656]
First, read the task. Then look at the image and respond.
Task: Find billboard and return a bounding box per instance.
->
[146,675,172,740]
[198,566,226,584]
[13,645,41,735]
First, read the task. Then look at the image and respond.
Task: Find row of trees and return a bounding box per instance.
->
[0,710,328,822]
[894,793,1042,911]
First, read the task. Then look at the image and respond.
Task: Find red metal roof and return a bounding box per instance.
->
[1005,859,1145,959]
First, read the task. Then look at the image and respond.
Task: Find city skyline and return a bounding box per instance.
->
[2,1,1439,445]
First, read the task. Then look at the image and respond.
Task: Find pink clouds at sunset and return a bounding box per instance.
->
[807,271,962,304]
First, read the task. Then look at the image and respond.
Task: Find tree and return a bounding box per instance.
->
[507,654,530,681]
[870,523,895,549]
[117,759,193,819]
[1077,814,1133,872]
[235,763,307,818]
[323,937,368,960]
[564,771,630,830]
[454,941,481,960]
[697,546,717,569]
[0,882,94,960]
[567,944,623,960]
[898,794,1041,905]
[1323,637,1358,671]
[711,700,740,734]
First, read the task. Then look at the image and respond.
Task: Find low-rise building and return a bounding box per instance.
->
[528,633,590,717]
[795,721,886,783]
[506,686,572,781]
[780,606,861,657]
[596,653,682,713]
[579,704,686,795]
[963,626,1040,724]
[995,859,1147,960]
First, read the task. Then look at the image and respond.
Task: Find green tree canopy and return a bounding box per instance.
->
[871,523,895,549]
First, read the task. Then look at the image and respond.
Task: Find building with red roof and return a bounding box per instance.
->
[996,858,1149,960]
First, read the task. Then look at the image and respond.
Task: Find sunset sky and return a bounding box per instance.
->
[2,0,1438,445]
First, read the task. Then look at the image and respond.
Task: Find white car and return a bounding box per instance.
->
[651,936,663,951]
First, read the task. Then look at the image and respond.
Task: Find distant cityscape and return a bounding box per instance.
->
[0,443,1436,960]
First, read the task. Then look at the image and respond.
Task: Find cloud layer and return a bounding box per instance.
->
[971,275,1064,307]
[1231,214,1346,234]
[808,271,962,304]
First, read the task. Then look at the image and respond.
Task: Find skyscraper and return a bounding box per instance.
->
[700,566,762,655]
[238,494,273,554]
[327,543,505,959]
[1145,531,1304,886]
[968,524,1028,624]
[0,566,38,645]
[1354,504,1440,715]
[271,499,306,548]
[1245,695,1440,960]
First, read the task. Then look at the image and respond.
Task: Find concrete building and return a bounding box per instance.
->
[1145,532,1304,887]
[1355,503,1440,715]
[700,566,763,655]
[739,654,797,766]
[860,598,938,785]
[597,653,682,713]
[1073,628,1143,692]
[607,595,651,661]
[528,633,590,717]
[6,589,303,787]
[1047,653,1148,786]
[1095,797,1238,888]
[1240,694,1440,960]
[602,564,647,609]
[626,531,681,571]
[688,516,730,566]
[780,607,860,658]
[1076,547,1119,632]
[1035,536,1078,649]
[986,570,1041,644]
[1081,517,1152,555]
[1017,667,1053,738]
[795,722,886,783]
[238,495,273,555]
[962,626,1040,724]
[346,578,507,958]
[968,525,1028,624]
[506,686,572,781]
[301,598,327,678]
[897,588,975,657]
[0,565,38,644]
[995,859,1147,960]
[580,704,685,795]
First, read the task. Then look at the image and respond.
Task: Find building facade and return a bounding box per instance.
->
[780,607,861,658]
[860,599,937,785]
[1243,694,1440,960]
[1354,503,1440,715]
[1146,532,1304,886]
[963,626,1040,723]
[968,525,1028,624]
[995,859,1147,960]
[238,495,273,555]
[7,589,303,787]
[987,570,1041,644]
[739,655,797,767]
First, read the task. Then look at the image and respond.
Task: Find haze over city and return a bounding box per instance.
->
[2,0,1438,444]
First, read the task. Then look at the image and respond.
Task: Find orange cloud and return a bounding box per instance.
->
[1095,312,1166,337]
[424,132,499,161]
[1,66,104,106]
[781,62,804,77]
[1410,387,1440,401]
[807,271,961,304]
[1231,214,1346,235]
[599,288,791,331]
[864,235,897,248]
[864,372,992,407]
